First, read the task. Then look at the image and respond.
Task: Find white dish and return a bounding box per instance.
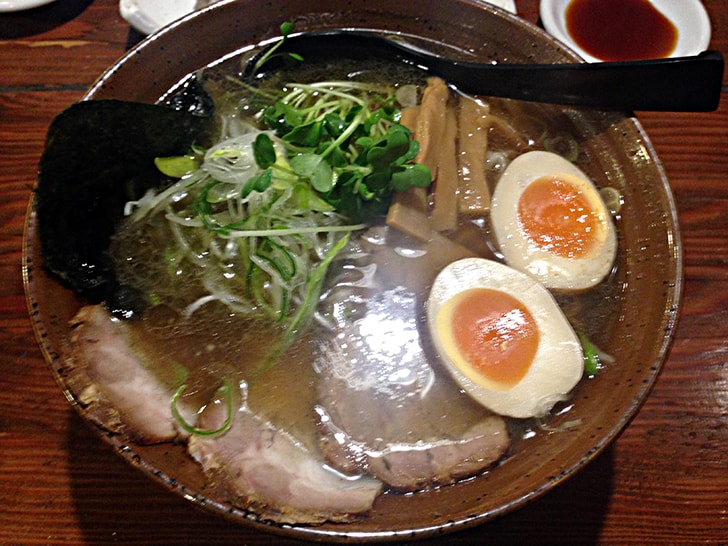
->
[120,0,516,35]
[0,0,56,12]
[119,0,202,35]
[539,0,712,63]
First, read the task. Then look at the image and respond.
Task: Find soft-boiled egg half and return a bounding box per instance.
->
[427,258,583,418]
[491,150,617,291]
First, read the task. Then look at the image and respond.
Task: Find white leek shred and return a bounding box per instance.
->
[121,126,364,325]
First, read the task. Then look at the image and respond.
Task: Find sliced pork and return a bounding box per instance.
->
[189,386,382,524]
[67,304,192,444]
[314,263,510,491]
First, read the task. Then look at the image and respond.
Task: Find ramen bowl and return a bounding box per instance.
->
[24,0,681,541]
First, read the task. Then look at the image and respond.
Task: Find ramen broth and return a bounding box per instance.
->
[108,53,620,487]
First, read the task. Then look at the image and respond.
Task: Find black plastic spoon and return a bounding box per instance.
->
[245,29,724,112]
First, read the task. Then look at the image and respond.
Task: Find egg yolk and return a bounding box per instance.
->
[437,288,539,388]
[518,174,602,259]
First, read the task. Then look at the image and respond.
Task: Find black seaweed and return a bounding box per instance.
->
[36,99,212,303]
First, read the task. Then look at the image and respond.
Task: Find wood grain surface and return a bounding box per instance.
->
[1,0,726,543]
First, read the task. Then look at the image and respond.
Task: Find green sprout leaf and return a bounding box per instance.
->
[391,163,432,192]
[284,120,322,147]
[253,133,277,169]
[242,168,273,197]
[290,153,334,192]
[280,21,294,36]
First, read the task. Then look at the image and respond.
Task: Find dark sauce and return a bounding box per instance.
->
[565,0,678,61]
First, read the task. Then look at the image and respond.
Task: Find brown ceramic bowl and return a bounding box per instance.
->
[24,0,681,541]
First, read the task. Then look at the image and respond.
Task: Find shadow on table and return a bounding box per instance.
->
[0,0,93,39]
[66,409,612,545]
[125,26,145,50]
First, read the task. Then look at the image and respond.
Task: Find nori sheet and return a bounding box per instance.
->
[36,99,211,303]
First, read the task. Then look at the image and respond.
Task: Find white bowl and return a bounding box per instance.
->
[540,0,712,63]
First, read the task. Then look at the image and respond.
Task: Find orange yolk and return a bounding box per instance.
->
[518,174,601,259]
[438,288,539,388]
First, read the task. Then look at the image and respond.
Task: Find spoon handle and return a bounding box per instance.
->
[430,49,724,112]
[251,30,724,112]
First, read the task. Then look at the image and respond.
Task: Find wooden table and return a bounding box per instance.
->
[1,0,726,543]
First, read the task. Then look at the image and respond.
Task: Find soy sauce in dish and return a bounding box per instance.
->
[565,0,678,61]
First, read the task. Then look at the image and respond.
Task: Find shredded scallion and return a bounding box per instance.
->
[171,382,233,437]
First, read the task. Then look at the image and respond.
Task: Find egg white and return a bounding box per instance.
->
[427,258,583,419]
[491,150,617,291]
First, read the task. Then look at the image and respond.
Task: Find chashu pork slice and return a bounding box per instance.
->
[188,385,382,524]
[67,304,194,444]
[314,280,510,492]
